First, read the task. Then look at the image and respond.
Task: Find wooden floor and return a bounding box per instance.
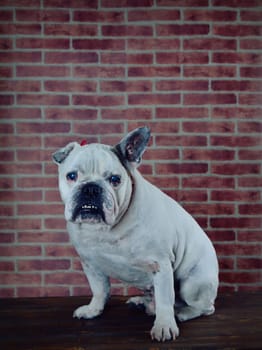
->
[0,293,261,350]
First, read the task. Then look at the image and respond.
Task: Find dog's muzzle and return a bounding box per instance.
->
[72,182,106,223]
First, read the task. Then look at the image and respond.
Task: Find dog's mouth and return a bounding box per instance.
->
[72,202,105,223]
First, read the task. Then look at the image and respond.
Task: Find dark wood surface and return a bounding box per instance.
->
[0,293,261,349]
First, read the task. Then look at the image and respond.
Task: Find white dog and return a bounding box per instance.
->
[53,126,219,342]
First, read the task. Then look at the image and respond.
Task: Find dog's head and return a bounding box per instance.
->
[53,126,150,228]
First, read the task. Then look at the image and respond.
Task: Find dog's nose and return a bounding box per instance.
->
[82,182,102,198]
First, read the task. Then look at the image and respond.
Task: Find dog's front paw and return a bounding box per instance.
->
[150,317,179,342]
[73,304,102,319]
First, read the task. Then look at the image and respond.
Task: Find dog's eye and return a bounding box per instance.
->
[66,171,78,182]
[109,175,121,187]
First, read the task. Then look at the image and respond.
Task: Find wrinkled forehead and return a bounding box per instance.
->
[72,144,121,176]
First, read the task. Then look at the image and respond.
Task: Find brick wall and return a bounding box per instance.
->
[0,0,261,297]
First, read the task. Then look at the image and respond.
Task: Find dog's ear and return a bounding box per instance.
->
[52,142,79,165]
[113,126,151,168]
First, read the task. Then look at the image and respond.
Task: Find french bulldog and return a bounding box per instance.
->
[52,126,219,342]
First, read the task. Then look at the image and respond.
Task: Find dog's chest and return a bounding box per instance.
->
[74,233,155,289]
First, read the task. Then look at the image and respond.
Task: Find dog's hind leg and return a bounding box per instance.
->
[175,274,217,322]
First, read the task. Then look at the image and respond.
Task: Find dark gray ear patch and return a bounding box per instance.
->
[52,142,77,164]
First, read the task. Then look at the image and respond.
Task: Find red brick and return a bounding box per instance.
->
[157,0,208,5]
[218,257,235,270]
[102,0,153,7]
[74,66,125,78]
[45,51,98,64]
[73,122,124,135]
[211,190,260,202]
[156,163,208,175]
[45,108,98,121]
[18,259,71,271]
[73,39,125,50]
[0,23,41,35]
[156,80,208,91]
[238,121,262,133]
[45,0,98,8]
[102,25,153,36]
[240,39,262,50]
[184,203,234,216]
[207,230,236,242]
[213,24,261,37]
[238,231,262,242]
[241,10,262,21]
[18,232,68,243]
[156,135,207,147]
[74,10,124,22]
[17,65,70,77]
[16,9,70,22]
[0,245,41,257]
[240,66,262,78]
[129,66,180,78]
[184,93,236,105]
[128,9,180,21]
[17,203,63,216]
[211,217,261,229]
[0,39,12,50]
[183,149,235,161]
[156,52,208,64]
[219,272,261,284]
[184,9,237,21]
[73,95,125,107]
[128,38,180,50]
[17,94,69,106]
[238,204,262,215]
[238,177,262,188]
[0,261,15,271]
[212,163,260,176]
[0,80,41,92]
[0,67,13,78]
[16,38,69,49]
[213,0,260,7]
[45,24,97,36]
[101,108,152,120]
[157,24,209,36]
[0,52,41,63]
[45,272,87,285]
[212,80,261,91]
[0,10,13,21]
[101,52,153,64]
[184,38,236,50]
[182,176,235,189]
[128,93,180,105]
[211,135,261,148]
[156,107,209,119]
[183,121,234,133]
[17,122,70,134]
[1,273,41,285]
[0,95,14,105]
[239,94,262,106]
[184,65,236,78]
[239,150,262,161]
[44,81,97,93]
[237,258,262,270]
[0,163,42,176]
[212,107,262,120]
[45,246,76,258]
[100,80,152,93]
[212,52,261,64]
